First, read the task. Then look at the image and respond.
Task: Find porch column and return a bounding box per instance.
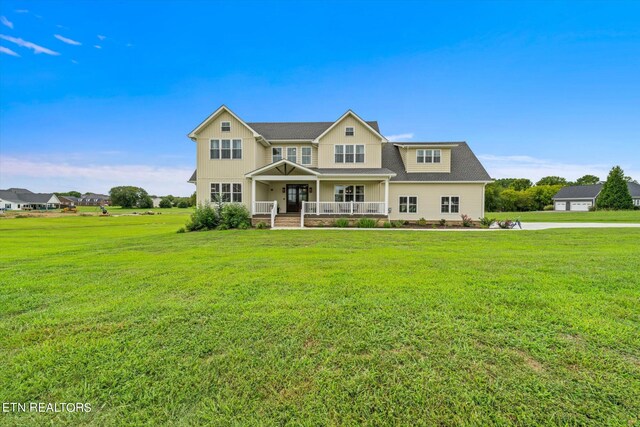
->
[384,178,389,216]
[251,178,256,215]
[316,177,320,215]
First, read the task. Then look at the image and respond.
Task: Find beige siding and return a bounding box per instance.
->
[264,181,318,213]
[317,116,383,168]
[264,143,318,167]
[194,111,260,208]
[402,147,452,173]
[388,183,485,221]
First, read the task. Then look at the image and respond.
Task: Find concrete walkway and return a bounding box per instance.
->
[272,222,640,231]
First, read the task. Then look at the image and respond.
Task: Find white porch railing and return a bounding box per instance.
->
[301,201,387,227]
[270,200,277,228]
[253,201,275,215]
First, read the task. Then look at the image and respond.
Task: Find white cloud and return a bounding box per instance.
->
[1,16,13,29]
[478,154,640,182]
[97,34,106,40]
[386,133,414,142]
[0,34,60,55]
[0,46,20,56]
[93,44,101,49]
[71,59,78,64]
[0,155,195,196]
[54,34,81,46]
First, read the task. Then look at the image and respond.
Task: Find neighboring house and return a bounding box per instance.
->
[552,182,640,211]
[0,188,61,210]
[58,195,80,207]
[151,197,163,208]
[187,106,491,225]
[79,193,110,206]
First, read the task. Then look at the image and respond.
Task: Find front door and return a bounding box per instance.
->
[286,184,309,213]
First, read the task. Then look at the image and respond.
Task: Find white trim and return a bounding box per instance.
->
[210,182,243,203]
[210,138,242,160]
[333,144,365,164]
[393,143,460,148]
[345,126,355,137]
[313,110,388,143]
[271,146,283,162]
[246,159,320,177]
[398,195,418,214]
[286,146,297,163]
[301,146,312,166]
[391,180,492,184]
[416,148,442,164]
[254,175,318,181]
[188,105,261,139]
[333,184,366,203]
[220,121,231,132]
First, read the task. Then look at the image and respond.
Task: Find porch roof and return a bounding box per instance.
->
[246,159,396,179]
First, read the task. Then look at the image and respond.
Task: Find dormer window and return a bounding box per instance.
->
[221,121,231,132]
[417,149,441,164]
[345,127,355,136]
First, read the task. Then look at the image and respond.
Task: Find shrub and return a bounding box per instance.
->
[186,204,219,231]
[220,203,251,229]
[391,220,406,228]
[357,218,377,228]
[255,221,268,229]
[383,221,392,228]
[138,195,154,209]
[417,217,427,226]
[177,200,189,208]
[176,227,186,233]
[461,214,474,227]
[159,198,173,208]
[543,204,554,211]
[439,219,446,227]
[478,217,496,228]
[334,218,350,227]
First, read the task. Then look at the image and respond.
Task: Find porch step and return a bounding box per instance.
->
[274,215,302,228]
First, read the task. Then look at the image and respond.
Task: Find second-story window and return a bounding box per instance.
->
[211,139,241,159]
[210,140,219,159]
[345,126,354,136]
[301,147,312,165]
[221,121,231,132]
[232,139,242,159]
[287,147,297,163]
[221,140,231,159]
[335,145,365,163]
[272,147,282,162]
[417,149,441,163]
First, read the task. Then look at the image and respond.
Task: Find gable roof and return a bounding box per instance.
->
[312,110,387,143]
[188,105,261,140]
[188,170,197,183]
[246,159,320,177]
[246,121,380,141]
[553,182,640,200]
[382,142,492,182]
[0,189,60,204]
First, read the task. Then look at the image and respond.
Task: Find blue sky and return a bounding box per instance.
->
[1,0,639,195]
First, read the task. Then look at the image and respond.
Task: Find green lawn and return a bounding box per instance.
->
[490,210,640,223]
[1,213,639,426]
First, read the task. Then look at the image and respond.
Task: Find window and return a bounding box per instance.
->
[232,139,242,159]
[356,145,365,163]
[399,196,417,213]
[345,145,354,163]
[335,145,365,163]
[221,140,231,159]
[301,147,312,165]
[211,182,242,203]
[334,145,344,163]
[334,185,365,202]
[272,147,283,162]
[221,121,231,132]
[210,140,220,159]
[417,149,441,163]
[287,147,297,163]
[441,196,459,213]
[345,126,354,136]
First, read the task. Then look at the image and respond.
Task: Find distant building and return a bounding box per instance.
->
[0,188,61,210]
[79,193,111,206]
[151,197,162,208]
[58,195,80,207]
[553,182,640,211]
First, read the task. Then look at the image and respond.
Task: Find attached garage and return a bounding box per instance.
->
[569,201,592,211]
[554,201,567,211]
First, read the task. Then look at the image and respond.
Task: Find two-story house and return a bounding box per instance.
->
[187,106,491,226]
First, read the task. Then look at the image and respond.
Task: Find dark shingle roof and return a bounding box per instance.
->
[382,142,492,182]
[247,121,380,140]
[0,189,56,203]
[188,170,197,182]
[553,182,640,199]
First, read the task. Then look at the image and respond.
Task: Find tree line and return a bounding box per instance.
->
[486,166,636,212]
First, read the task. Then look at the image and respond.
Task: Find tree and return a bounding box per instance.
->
[596,166,633,210]
[109,186,149,208]
[536,176,567,186]
[500,189,533,212]
[159,198,173,208]
[510,178,533,191]
[189,191,196,207]
[55,191,82,198]
[526,185,564,210]
[138,195,154,209]
[484,183,503,212]
[575,175,600,186]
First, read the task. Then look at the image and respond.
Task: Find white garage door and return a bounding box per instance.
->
[555,202,566,211]
[570,201,592,211]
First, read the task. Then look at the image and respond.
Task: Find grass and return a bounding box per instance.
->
[490,210,640,223]
[1,212,639,425]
